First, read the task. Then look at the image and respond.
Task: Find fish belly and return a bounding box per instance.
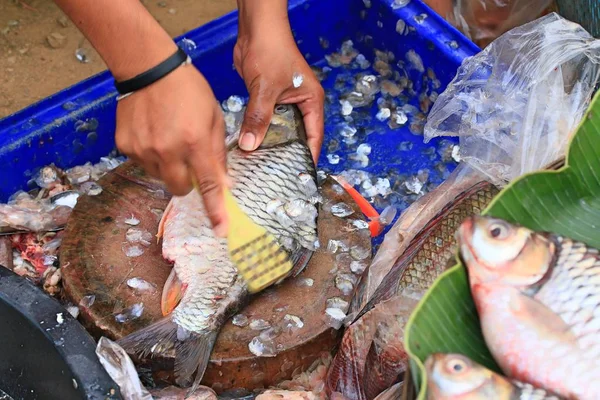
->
[476,284,600,400]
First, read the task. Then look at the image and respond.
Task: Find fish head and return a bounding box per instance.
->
[457,216,554,288]
[255,104,309,150]
[425,353,513,399]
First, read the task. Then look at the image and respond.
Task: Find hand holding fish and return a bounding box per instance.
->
[234,0,325,164]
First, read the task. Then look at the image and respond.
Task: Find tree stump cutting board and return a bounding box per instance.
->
[59,160,372,393]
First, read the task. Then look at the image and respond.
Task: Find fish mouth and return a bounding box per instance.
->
[456,216,489,285]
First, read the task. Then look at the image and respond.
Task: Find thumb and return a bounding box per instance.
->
[239,85,276,151]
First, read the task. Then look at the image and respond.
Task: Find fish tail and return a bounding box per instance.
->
[117,316,218,389]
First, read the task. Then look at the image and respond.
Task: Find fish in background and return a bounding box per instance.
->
[425,353,563,399]
[457,216,600,400]
[118,104,320,392]
[325,181,498,400]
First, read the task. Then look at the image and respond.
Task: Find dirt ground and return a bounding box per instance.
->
[0,0,237,119]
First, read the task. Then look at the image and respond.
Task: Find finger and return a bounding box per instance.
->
[189,154,228,238]
[239,83,277,152]
[212,109,234,189]
[158,161,193,197]
[298,96,325,164]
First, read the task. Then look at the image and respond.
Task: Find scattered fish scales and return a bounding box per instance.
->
[379,205,397,225]
[350,260,368,275]
[124,215,140,226]
[336,273,357,295]
[331,203,354,218]
[80,295,95,308]
[125,227,153,246]
[327,154,341,165]
[249,319,271,331]
[325,308,347,329]
[66,305,80,319]
[126,277,157,293]
[122,243,145,258]
[327,297,350,311]
[296,277,314,288]
[259,327,282,341]
[249,336,277,357]
[292,73,304,88]
[350,246,370,261]
[115,303,144,323]
[328,240,350,254]
[284,314,304,330]
[224,95,244,113]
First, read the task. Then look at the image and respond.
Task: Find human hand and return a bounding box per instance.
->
[115,64,230,237]
[233,1,324,164]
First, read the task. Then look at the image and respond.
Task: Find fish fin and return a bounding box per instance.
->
[512,292,578,344]
[183,330,218,395]
[157,199,175,242]
[117,316,218,391]
[117,315,179,359]
[289,246,314,278]
[161,269,187,316]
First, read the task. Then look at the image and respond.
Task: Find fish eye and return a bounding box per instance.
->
[446,358,467,374]
[488,222,509,239]
[275,105,288,114]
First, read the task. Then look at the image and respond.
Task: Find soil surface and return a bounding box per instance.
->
[0,0,237,119]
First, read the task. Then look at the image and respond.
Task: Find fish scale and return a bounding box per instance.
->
[395,185,498,296]
[117,104,319,391]
[458,216,600,400]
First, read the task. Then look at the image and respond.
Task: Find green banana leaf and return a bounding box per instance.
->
[404,89,600,399]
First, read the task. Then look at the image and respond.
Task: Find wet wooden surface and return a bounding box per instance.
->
[60,160,371,392]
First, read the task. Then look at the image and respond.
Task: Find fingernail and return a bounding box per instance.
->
[239,132,256,151]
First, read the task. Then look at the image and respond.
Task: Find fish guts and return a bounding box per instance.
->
[425,353,563,399]
[118,104,320,392]
[457,216,600,400]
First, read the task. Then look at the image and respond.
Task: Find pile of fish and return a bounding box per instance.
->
[324,177,498,399]
[424,215,600,399]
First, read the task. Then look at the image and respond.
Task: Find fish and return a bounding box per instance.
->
[325,181,497,400]
[457,216,600,400]
[425,353,563,399]
[117,104,320,392]
[325,294,417,400]
[354,181,499,321]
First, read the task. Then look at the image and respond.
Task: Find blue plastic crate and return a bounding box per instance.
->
[0,0,479,249]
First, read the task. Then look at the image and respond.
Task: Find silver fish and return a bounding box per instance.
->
[117,104,319,392]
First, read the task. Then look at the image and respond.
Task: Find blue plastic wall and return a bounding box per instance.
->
[0,0,479,244]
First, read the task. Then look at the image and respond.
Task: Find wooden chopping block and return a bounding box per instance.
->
[60,161,371,393]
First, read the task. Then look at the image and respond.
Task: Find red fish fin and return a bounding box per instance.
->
[157,199,175,242]
[511,293,577,343]
[289,247,315,278]
[333,175,382,237]
[117,316,218,390]
[161,269,187,316]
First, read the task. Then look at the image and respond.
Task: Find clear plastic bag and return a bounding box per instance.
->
[446,0,553,48]
[96,337,153,400]
[337,14,600,399]
[349,12,600,316]
[424,12,600,186]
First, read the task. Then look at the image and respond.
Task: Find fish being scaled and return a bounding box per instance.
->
[457,216,600,400]
[118,104,320,392]
[425,353,563,399]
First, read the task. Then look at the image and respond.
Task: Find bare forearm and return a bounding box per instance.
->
[53,0,177,81]
[236,0,291,39]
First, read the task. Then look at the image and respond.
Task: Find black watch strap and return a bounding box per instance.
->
[114,46,190,95]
